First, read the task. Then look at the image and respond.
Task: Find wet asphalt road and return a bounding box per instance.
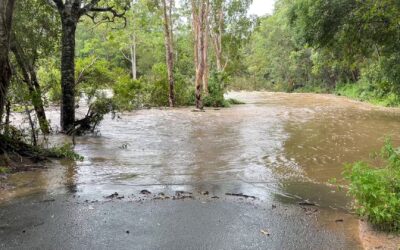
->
[0,194,361,250]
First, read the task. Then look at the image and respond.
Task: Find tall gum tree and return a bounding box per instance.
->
[191,0,209,110]
[47,0,126,132]
[161,0,175,107]
[0,0,15,123]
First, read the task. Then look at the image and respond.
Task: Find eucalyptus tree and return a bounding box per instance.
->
[191,0,209,109]
[47,0,127,132]
[161,0,175,107]
[209,0,253,74]
[0,0,16,125]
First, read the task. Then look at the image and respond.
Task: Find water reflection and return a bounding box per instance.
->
[64,160,78,194]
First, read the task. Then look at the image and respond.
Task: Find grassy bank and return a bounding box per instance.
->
[335,83,400,107]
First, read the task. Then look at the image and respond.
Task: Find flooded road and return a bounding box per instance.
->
[2,91,400,249]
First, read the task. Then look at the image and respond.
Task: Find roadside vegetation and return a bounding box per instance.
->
[344,140,400,232]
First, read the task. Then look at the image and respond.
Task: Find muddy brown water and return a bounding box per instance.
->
[2,91,400,247]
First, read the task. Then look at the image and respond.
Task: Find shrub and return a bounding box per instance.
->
[203,71,230,107]
[113,77,145,110]
[47,143,84,161]
[344,139,400,231]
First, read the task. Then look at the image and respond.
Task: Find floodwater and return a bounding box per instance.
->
[2,91,400,248]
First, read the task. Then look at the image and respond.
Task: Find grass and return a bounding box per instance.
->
[335,83,400,107]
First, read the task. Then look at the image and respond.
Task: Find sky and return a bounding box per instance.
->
[248,0,276,16]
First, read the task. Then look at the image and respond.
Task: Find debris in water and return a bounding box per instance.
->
[40,199,55,203]
[126,230,130,234]
[191,109,205,112]
[272,204,277,209]
[140,190,152,195]
[105,192,118,198]
[151,192,172,200]
[335,219,344,223]
[211,196,219,199]
[175,191,193,196]
[105,192,121,199]
[225,193,256,199]
[260,229,270,236]
[201,191,209,195]
[298,201,317,206]
[172,191,194,200]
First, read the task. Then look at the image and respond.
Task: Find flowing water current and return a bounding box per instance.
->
[2,91,400,248]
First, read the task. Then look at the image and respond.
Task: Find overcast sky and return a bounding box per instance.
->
[248,0,276,16]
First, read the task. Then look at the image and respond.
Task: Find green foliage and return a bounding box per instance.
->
[203,71,230,108]
[47,144,84,161]
[113,78,145,110]
[37,58,61,103]
[344,140,400,231]
[0,167,10,174]
[336,83,400,107]
[226,98,245,105]
[241,0,400,104]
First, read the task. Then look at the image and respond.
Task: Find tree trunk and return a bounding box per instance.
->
[0,0,15,123]
[10,37,50,134]
[192,0,209,110]
[60,18,77,132]
[211,3,224,72]
[162,0,175,107]
[203,3,210,94]
[192,1,199,73]
[130,34,137,80]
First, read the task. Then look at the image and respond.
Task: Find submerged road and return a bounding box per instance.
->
[3,91,400,249]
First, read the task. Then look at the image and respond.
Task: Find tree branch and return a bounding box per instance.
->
[82,4,128,27]
[75,56,98,85]
[120,49,132,63]
[79,0,101,16]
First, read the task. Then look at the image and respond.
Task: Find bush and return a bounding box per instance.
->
[344,139,400,231]
[129,63,194,107]
[203,71,230,107]
[113,77,144,110]
[47,143,84,161]
[336,82,400,107]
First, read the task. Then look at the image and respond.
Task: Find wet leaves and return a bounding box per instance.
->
[260,229,270,236]
[225,193,256,199]
[298,201,317,206]
[173,191,194,200]
[104,192,124,199]
[140,190,152,195]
